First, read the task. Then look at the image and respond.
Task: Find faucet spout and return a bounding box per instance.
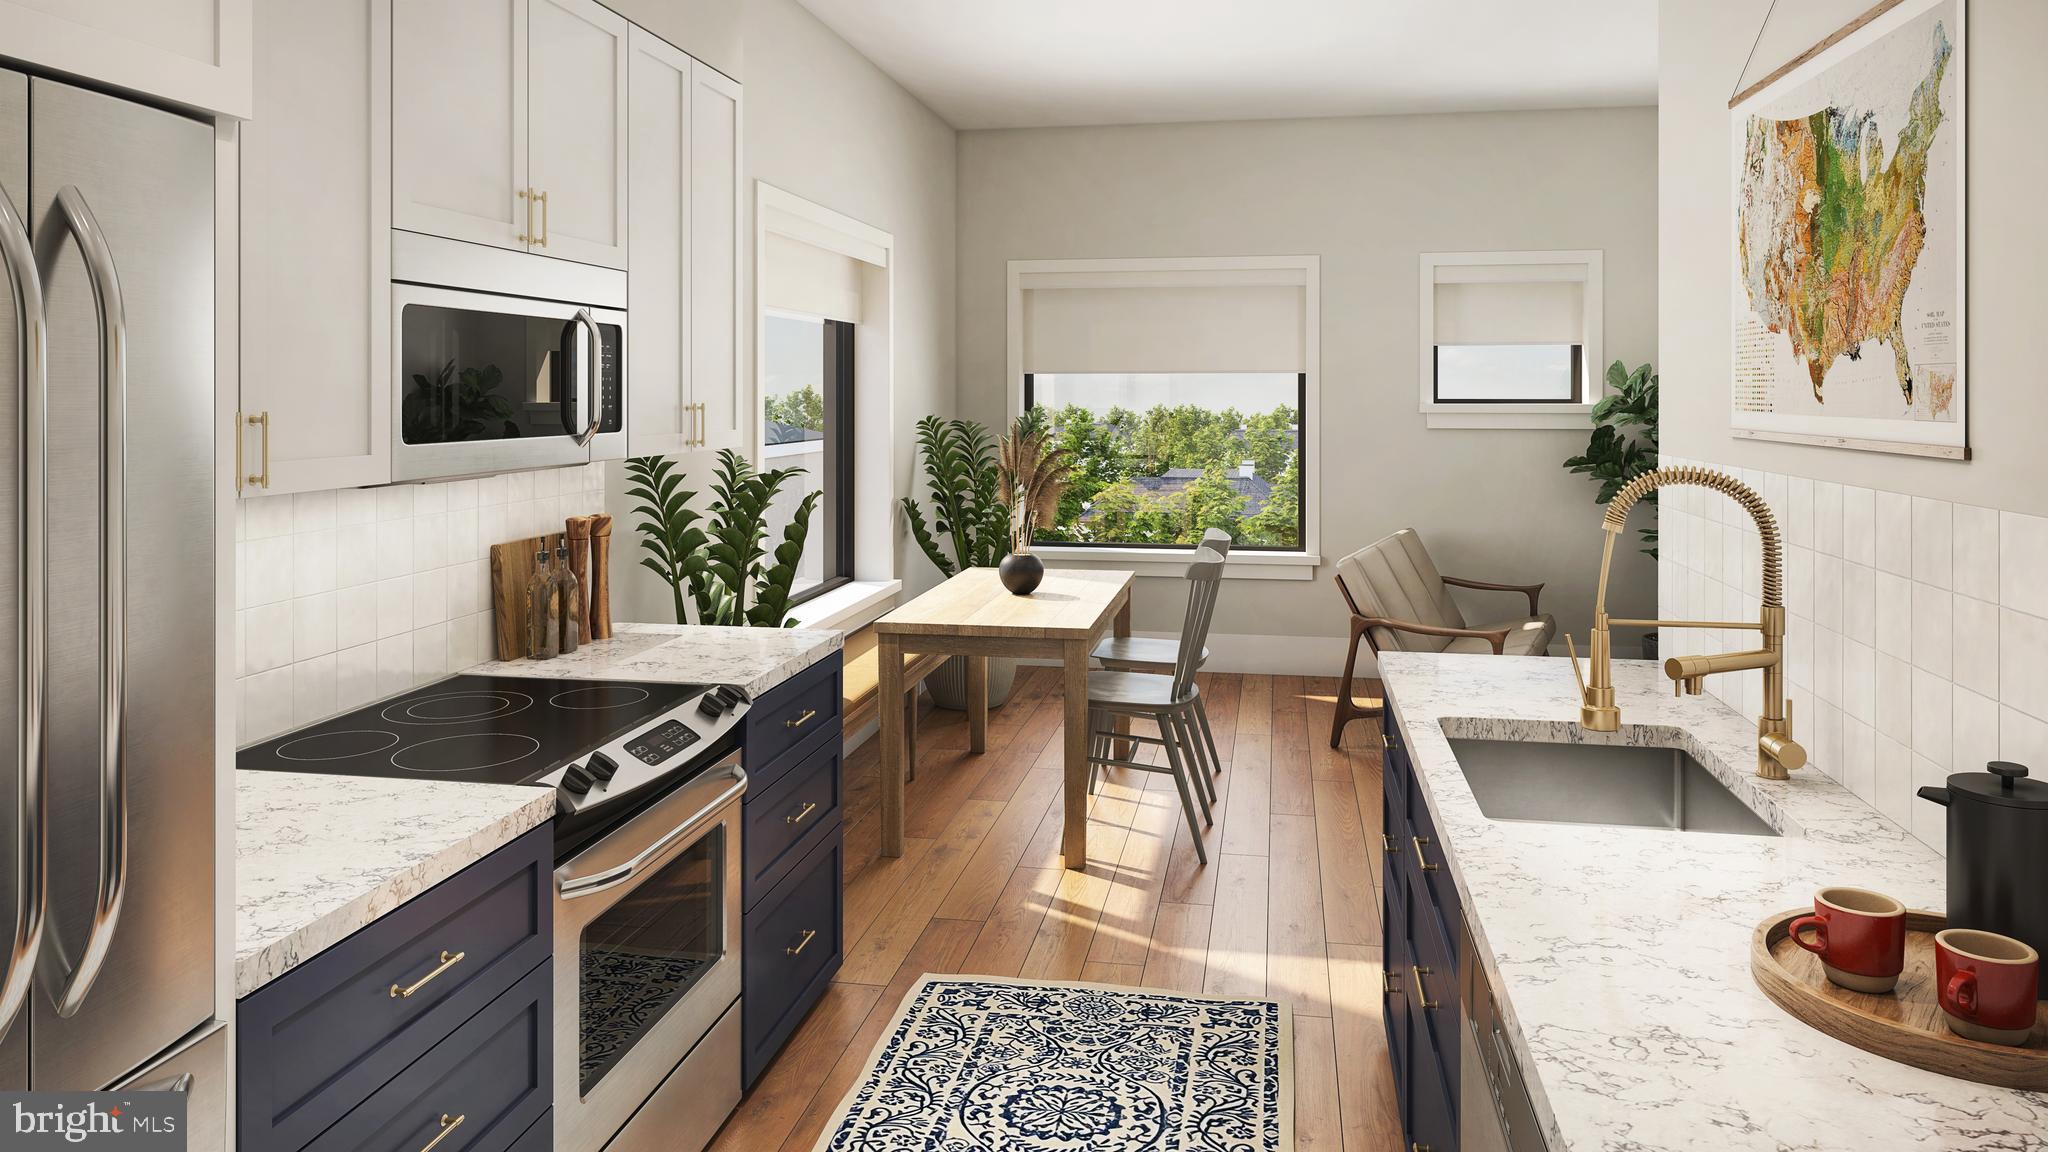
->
[1576,467,1806,780]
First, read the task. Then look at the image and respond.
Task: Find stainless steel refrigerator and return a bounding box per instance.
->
[0,67,221,1137]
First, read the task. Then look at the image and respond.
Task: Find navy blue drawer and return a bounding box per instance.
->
[744,654,843,786]
[1406,1021,1457,1152]
[1383,869,1412,1118]
[239,827,552,1152]
[743,736,842,908]
[1405,785,1462,953]
[305,960,552,1152]
[506,1110,550,1152]
[742,821,843,1086]
[1402,867,1460,1111]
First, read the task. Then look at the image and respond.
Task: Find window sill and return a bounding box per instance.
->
[787,579,902,631]
[1423,403,1593,431]
[1032,546,1319,581]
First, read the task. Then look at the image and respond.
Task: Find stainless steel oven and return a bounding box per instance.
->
[554,750,746,1152]
[391,282,625,481]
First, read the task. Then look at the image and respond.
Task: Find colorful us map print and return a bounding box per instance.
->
[1730,0,1964,456]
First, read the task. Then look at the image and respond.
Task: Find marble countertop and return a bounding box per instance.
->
[235,772,552,997]
[1376,652,2046,1152]
[465,622,843,697]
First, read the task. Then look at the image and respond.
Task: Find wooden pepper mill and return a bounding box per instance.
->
[565,516,595,639]
[587,513,613,639]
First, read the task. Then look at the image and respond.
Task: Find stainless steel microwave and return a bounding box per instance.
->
[391,282,626,481]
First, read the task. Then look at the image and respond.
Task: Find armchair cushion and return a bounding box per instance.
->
[1444,615,1556,656]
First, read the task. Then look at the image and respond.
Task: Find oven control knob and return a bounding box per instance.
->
[698,694,727,718]
[561,764,594,796]
[587,751,618,782]
[715,685,747,707]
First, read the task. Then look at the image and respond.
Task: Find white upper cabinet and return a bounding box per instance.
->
[689,60,744,455]
[239,0,390,494]
[626,27,689,458]
[0,0,252,118]
[392,0,528,254]
[393,0,628,270]
[528,0,628,269]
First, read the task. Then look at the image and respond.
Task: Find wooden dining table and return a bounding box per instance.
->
[875,565,1135,871]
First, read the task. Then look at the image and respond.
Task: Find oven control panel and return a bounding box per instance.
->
[625,719,699,765]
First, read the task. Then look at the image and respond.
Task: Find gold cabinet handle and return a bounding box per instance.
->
[785,800,818,826]
[418,1114,465,1152]
[244,411,270,489]
[535,189,549,247]
[785,928,817,956]
[389,950,464,999]
[1383,970,1402,995]
[784,708,817,730]
[1411,835,1439,872]
[1412,1144,1434,1152]
[1412,965,1438,1010]
[1381,833,1400,855]
[517,187,535,244]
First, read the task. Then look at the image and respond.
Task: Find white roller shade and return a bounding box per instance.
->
[1021,280,1306,373]
[762,231,868,323]
[1432,276,1584,346]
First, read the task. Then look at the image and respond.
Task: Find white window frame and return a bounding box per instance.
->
[1420,249,1603,430]
[756,183,903,628]
[1007,255,1320,581]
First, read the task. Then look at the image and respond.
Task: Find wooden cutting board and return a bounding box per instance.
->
[490,532,566,661]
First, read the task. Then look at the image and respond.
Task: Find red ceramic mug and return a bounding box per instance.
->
[1790,887,1906,993]
[1935,928,2040,1046]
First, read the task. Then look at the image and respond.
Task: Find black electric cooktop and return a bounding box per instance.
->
[237,674,709,786]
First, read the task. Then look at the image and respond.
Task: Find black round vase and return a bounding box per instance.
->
[998,552,1045,596]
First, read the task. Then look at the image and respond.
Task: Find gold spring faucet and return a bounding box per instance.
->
[1565,466,1807,780]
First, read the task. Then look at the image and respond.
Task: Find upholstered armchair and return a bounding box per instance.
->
[1329,528,1556,747]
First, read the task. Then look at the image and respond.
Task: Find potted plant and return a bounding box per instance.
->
[1564,360,1660,659]
[625,449,820,627]
[901,415,1018,709]
[996,407,1075,595]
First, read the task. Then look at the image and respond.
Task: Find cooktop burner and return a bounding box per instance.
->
[239,674,709,785]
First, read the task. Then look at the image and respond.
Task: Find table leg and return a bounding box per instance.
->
[1062,638,1091,871]
[967,654,989,754]
[1111,594,1134,758]
[879,635,906,857]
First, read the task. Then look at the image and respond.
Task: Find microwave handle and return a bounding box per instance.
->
[568,308,601,447]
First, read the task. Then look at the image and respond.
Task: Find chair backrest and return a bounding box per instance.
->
[1333,529,1464,653]
[1199,527,1234,557]
[1172,547,1226,698]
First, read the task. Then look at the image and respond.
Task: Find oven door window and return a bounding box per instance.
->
[400,303,619,445]
[578,825,727,1096]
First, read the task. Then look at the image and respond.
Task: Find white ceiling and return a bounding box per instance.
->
[794,0,1658,130]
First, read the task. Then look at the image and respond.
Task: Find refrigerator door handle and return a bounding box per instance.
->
[31,185,125,1019]
[0,187,46,1040]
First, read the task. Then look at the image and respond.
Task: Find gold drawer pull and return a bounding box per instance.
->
[786,929,818,957]
[786,800,819,826]
[784,708,818,730]
[517,187,535,244]
[418,1113,465,1152]
[535,189,549,247]
[1383,970,1402,995]
[245,411,271,489]
[389,950,464,999]
[1412,1144,1434,1152]
[1412,965,1438,1010]
[1411,836,1439,872]
[1381,833,1400,855]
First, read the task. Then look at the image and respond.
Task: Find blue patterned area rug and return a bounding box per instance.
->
[812,976,1292,1152]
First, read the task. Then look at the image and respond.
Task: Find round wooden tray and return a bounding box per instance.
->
[1752,908,2048,1089]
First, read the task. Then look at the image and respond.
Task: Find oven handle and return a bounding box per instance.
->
[569,307,601,447]
[558,765,746,900]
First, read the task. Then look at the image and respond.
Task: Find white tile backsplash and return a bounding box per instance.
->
[235,463,608,745]
[1660,455,2048,856]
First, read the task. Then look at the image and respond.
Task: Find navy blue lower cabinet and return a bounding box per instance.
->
[238,826,553,1152]
[741,820,844,1086]
[1381,694,1461,1152]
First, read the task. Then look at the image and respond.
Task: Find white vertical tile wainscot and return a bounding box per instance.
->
[235,463,611,743]
[1656,456,2048,854]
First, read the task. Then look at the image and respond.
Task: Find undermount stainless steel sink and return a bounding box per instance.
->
[1447,739,1779,837]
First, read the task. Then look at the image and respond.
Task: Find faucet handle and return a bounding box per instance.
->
[1564,633,1588,698]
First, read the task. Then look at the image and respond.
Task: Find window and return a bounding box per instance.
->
[1420,250,1602,428]
[1008,255,1320,574]
[1023,372,1304,550]
[761,312,853,603]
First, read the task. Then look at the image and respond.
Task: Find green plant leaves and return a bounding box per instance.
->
[625,449,819,627]
[1567,360,1660,558]
[901,415,1006,578]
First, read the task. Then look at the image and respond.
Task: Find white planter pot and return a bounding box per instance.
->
[925,655,1018,711]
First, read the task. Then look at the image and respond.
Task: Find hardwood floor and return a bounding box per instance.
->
[708,671,1401,1152]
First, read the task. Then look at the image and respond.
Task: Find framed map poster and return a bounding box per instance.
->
[1730,0,1966,459]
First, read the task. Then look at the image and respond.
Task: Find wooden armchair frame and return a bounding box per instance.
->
[1328,569,1545,749]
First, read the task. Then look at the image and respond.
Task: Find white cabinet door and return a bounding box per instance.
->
[239,0,390,494]
[529,0,629,269]
[0,0,252,118]
[625,28,689,458]
[688,60,745,456]
[392,0,528,253]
